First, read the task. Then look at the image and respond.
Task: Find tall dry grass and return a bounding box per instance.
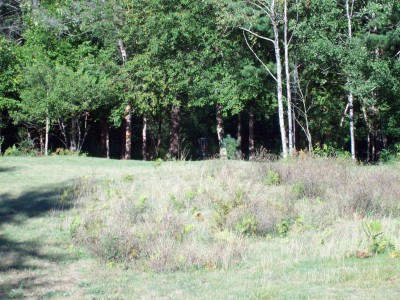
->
[67,158,400,272]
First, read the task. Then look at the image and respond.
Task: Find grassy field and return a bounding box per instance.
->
[1,156,400,299]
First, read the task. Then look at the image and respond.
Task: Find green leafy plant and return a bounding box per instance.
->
[292,182,305,198]
[380,144,400,163]
[235,213,258,236]
[265,170,281,186]
[4,144,21,156]
[222,134,239,159]
[169,194,184,212]
[276,218,294,237]
[313,143,337,158]
[362,220,395,254]
[52,148,85,156]
[122,174,135,182]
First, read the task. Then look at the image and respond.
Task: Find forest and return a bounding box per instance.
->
[1,0,400,161]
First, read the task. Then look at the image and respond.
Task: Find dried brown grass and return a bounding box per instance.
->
[68,158,400,272]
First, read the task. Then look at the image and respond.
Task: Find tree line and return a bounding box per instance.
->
[1,0,399,161]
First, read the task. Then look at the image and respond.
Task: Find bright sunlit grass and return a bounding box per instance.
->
[1,156,400,299]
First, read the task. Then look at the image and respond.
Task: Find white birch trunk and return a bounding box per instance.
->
[142,114,147,161]
[346,0,356,160]
[272,1,288,158]
[45,115,49,156]
[106,129,110,159]
[284,0,293,156]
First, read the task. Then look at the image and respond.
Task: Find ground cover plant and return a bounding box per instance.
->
[1,156,400,299]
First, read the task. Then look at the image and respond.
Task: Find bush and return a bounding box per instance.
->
[222,134,239,159]
[4,145,22,156]
[52,148,87,156]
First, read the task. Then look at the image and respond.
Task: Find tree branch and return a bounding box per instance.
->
[242,31,277,82]
[239,27,275,44]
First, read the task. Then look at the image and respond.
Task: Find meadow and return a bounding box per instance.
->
[1,156,400,299]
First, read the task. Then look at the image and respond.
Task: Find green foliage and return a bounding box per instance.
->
[4,131,37,157]
[69,215,82,237]
[313,143,338,158]
[136,195,149,213]
[7,287,24,299]
[169,194,185,212]
[52,148,78,156]
[265,170,281,186]
[235,213,258,236]
[292,182,305,199]
[379,144,400,163]
[222,134,239,159]
[363,220,396,254]
[122,174,135,182]
[1,0,400,160]
[4,145,21,156]
[276,218,293,238]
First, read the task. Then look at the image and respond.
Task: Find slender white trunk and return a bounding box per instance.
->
[348,91,356,160]
[45,115,49,155]
[272,4,288,158]
[70,119,78,152]
[284,0,293,156]
[106,129,110,159]
[142,114,147,160]
[346,0,356,160]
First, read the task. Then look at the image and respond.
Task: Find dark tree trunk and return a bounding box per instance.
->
[121,118,126,159]
[249,110,255,160]
[157,113,162,151]
[168,104,181,158]
[237,113,242,158]
[40,131,44,156]
[100,119,110,158]
[216,103,225,151]
[124,105,132,160]
[0,115,3,154]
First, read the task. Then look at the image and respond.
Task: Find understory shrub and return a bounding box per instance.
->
[221,134,239,159]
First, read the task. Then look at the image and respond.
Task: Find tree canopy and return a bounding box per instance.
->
[1,0,399,161]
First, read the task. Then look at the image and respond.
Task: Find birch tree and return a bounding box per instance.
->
[240,0,289,157]
[345,0,356,161]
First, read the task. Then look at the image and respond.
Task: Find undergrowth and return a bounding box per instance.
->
[67,158,400,272]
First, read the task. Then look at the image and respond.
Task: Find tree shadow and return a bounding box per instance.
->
[0,183,73,226]
[0,182,80,297]
[0,235,75,271]
[0,166,18,173]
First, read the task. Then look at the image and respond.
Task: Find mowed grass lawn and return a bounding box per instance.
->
[1,156,400,299]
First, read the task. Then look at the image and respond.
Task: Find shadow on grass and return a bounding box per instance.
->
[0,235,75,271]
[0,166,18,173]
[0,184,73,225]
[0,183,79,298]
[0,183,76,268]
